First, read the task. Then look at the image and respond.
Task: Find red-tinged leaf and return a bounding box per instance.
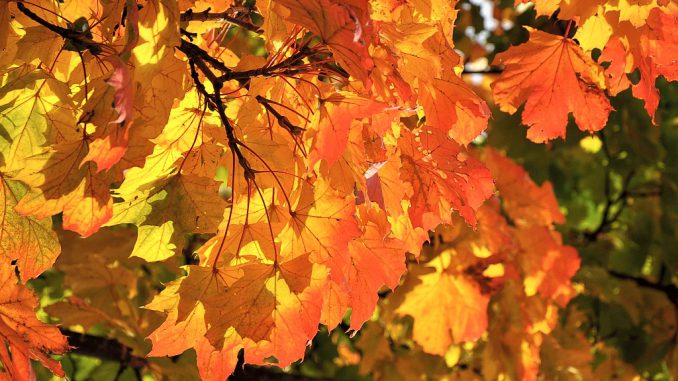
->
[421,77,490,145]
[81,124,131,172]
[0,265,69,381]
[310,94,385,167]
[345,205,406,329]
[482,148,564,227]
[630,8,678,123]
[362,148,408,221]
[146,283,207,357]
[515,227,580,307]
[195,336,243,381]
[398,126,494,231]
[106,56,135,125]
[0,176,60,281]
[492,28,613,142]
[242,277,325,367]
[599,37,632,96]
[147,256,327,372]
[273,0,375,85]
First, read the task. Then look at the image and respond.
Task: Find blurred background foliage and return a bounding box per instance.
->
[30,0,676,380]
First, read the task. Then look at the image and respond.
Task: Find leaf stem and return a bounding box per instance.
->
[564,19,574,38]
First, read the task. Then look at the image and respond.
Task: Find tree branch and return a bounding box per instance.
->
[178,39,234,76]
[606,270,678,308]
[180,8,262,33]
[178,40,255,181]
[461,66,504,74]
[16,2,102,54]
[60,329,330,381]
[60,330,147,368]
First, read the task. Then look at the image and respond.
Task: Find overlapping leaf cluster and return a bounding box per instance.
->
[0,0,675,379]
[1,0,493,378]
[354,148,579,381]
[495,0,676,141]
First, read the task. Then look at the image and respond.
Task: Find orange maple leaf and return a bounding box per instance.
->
[0,265,69,381]
[482,148,564,227]
[310,94,385,167]
[421,77,490,145]
[15,140,113,237]
[273,0,375,85]
[398,126,494,231]
[395,249,493,356]
[492,28,613,142]
[16,140,113,237]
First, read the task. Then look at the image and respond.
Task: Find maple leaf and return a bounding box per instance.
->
[395,249,492,356]
[569,5,676,123]
[146,256,328,376]
[309,93,385,167]
[481,283,546,381]
[273,0,375,85]
[0,264,69,380]
[109,173,228,262]
[203,258,326,367]
[398,126,494,231]
[344,205,406,329]
[114,89,219,198]
[482,148,564,227]
[420,77,491,145]
[273,178,361,328]
[279,177,360,282]
[0,175,60,281]
[81,123,131,173]
[14,140,113,237]
[628,8,678,122]
[514,227,580,307]
[0,67,77,173]
[599,37,633,96]
[492,28,613,142]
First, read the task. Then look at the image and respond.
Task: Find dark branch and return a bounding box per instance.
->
[584,169,635,241]
[219,45,315,82]
[178,40,255,180]
[16,2,77,39]
[581,132,637,242]
[461,66,504,75]
[16,2,102,54]
[180,8,262,33]
[178,39,234,76]
[256,95,304,136]
[60,329,329,381]
[61,329,147,368]
[607,270,678,308]
[212,79,256,181]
